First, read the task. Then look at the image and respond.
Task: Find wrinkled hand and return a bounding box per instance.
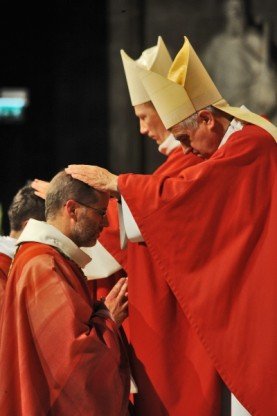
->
[104,278,128,326]
[65,165,119,197]
[31,179,50,200]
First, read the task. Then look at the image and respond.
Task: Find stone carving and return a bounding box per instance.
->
[203,0,277,122]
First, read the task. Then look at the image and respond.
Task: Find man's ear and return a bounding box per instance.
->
[197,110,215,129]
[65,200,78,220]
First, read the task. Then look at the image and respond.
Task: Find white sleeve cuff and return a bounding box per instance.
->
[121,196,144,243]
[82,241,122,280]
[231,393,250,416]
[117,201,128,249]
[130,374,138,394]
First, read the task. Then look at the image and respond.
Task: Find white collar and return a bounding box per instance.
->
[219,105,248,148]
[158,133,181,156]
[0,236,17,258]
[17,219,91,268]
[219,118,244,148]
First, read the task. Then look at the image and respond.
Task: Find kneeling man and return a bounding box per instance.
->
[0,171,130,416]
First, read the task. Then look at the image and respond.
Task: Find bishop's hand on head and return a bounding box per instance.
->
[31,179,50,200]
[65,165,120,197]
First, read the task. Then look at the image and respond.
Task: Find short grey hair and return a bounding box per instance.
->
[180,105,217,130]
[45,171,99,220]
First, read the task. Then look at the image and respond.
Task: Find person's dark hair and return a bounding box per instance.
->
[45,171,99,220]
[8,183,46,232]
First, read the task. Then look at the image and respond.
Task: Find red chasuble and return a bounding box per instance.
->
[0,253,12,312]
[118,125,277,415]
[99,147,223,415]
[0,242,130,416]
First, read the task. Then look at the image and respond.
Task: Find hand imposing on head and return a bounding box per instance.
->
[65,165,119,197]
[31,179,50,200]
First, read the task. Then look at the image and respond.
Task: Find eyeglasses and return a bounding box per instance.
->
[74,200,107,219]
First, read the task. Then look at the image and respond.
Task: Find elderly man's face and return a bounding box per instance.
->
[171,111,223,158]
[71,191,109,247]
[134,102,169,145]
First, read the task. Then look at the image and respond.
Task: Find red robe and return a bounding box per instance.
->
[0,242,130,416]
[118,125,277,415]
[100,147,222,415]
[0,253,12,313]
[98,147,200,290]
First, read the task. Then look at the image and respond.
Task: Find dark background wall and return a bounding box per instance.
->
[0,2,108,233]
[0,0,276,233]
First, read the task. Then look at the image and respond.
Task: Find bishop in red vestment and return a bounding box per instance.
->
[93,36,221,416]
[98,145,220,416]
[93,56,220,414]
[118,123,277,414]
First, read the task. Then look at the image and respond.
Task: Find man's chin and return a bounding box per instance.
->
[156,137,166,145]
[81,237,98,248]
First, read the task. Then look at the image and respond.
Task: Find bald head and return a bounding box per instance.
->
[45,171,100,221]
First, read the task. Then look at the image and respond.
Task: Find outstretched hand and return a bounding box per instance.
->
[31,179,50,200]
[65,165,119,197]
[104,277,128,326]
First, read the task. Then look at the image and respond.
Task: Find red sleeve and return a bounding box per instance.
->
[99,148,202,269]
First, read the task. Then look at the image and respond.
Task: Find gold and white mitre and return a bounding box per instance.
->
[121,36,172,106]
[139,36,277,139]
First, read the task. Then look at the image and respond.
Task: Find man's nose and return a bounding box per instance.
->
[140,120,148,135]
